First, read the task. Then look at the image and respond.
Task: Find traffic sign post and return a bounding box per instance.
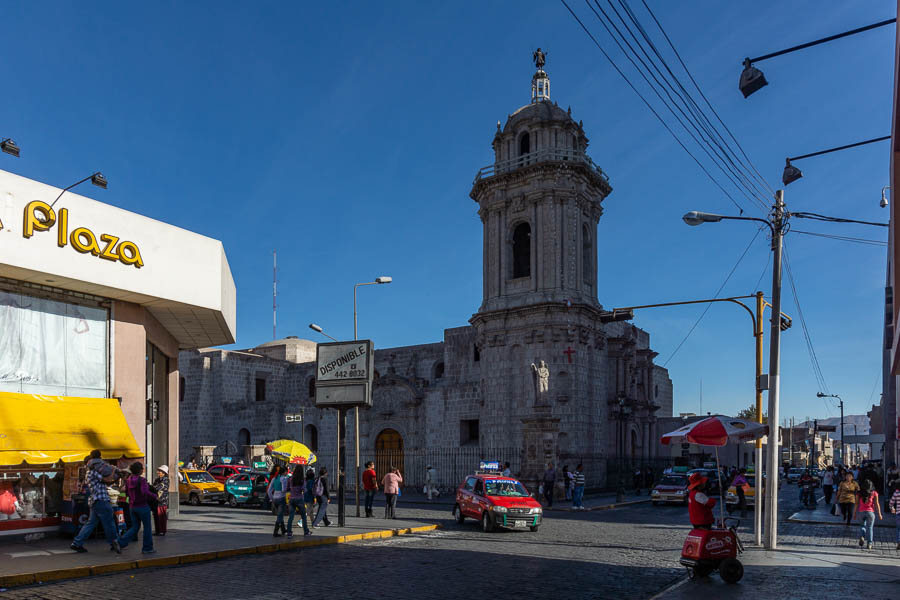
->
[315,340,375,527]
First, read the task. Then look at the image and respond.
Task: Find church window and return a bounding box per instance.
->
[255,377,266,402]
[582,224,592,285]
[473,345,480,362]
[308,377,316,398]
[305,424,319,452]
[512,222,531,278]
[519,131,530,156]
[460,419,479,445]
[433,361,445,380]
[179,376,186,402]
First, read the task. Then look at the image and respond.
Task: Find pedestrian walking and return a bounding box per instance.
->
[572,464,585,510]
[887,484,900,550]
[502,462,512,477]
[121,462,158,554]
[425,465,438,500]
[836,471,860,526]
[311,467,332,528]
[633,467,642,495]
[286,465,310,537]
[304,468,317,520]
[363,461,378,517]
[731,468,749,518]
[855,479,882,550]
[151,465,169,536]
[382,467,402,519]
[267,465,288,537]
[822,466,835,506]
[687,473,717,529]
[561,465,572,500]
[542,462,556,507]
[71,450,127,554]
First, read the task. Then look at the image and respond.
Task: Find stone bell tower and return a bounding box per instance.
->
[469,51,614,485]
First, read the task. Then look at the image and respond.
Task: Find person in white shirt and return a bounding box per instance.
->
[822,466,835,505]
[424,466,438,500]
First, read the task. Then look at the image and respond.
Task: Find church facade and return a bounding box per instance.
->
[178,56,673,490]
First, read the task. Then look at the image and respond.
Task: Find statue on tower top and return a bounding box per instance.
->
[533,48,547,70]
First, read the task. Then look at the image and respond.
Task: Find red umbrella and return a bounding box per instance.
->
[661,416,768,447]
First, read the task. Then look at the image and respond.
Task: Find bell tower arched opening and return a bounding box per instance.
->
[512,222,531,279]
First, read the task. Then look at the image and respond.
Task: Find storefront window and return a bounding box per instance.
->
[0,290,108,396]
[0,467,65,526]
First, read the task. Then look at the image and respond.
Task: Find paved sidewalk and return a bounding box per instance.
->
[788,498,897,528]
[0,505,436,588]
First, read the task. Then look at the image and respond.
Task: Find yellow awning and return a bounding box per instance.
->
[0,391,143,466]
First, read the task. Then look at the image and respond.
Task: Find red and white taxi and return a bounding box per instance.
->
[453,462,543,532]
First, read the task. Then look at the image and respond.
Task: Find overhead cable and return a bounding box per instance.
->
[782,243,829,395]
[791,229,887,247]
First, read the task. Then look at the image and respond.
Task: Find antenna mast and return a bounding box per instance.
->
[273,250,277,339]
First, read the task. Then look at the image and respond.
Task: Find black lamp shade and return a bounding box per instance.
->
[739,63,768,98]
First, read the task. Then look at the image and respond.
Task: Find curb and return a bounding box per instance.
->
[786,516,895,529]
[0,524,440,590]
[545,498,652,512]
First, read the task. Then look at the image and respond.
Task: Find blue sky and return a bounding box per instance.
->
[1,1,893,423]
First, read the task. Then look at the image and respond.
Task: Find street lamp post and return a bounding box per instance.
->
[683,189,787,550]
[817,393,843,465]
[352,276,392,518]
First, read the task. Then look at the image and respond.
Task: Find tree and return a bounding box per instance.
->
[736,403,767,424]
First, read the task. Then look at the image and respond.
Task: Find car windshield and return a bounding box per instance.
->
[659,476,686,486]
[484,479,528,497]
[789,468,804,474]
[186,471,217,483]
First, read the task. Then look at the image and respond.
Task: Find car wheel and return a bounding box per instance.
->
[189,494,201,506]
[454,505,465,524]
[481,512,494,533]
[719,558,744,584]
[228,495,238,508]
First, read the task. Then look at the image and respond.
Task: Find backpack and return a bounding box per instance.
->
[314,477,324,497]
[304,479,315,502]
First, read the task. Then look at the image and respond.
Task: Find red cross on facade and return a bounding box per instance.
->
[563,346,575,363]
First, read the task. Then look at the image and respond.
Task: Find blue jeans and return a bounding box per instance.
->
[123,505,153,552]
[286,497,309,534]
[572,485,585,508]
[859,511,875,544]
[273,497,287,529]
[364,489,376,513]
[73,500,123,548]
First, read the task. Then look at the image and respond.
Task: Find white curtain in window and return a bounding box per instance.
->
[0,291,107,396]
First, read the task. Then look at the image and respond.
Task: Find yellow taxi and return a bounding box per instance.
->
[178,469,225,506]
[725,472,764,513]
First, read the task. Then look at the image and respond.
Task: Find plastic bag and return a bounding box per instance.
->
[830,503,838,516]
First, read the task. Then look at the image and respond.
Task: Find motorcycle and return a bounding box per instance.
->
[799,480,817,509]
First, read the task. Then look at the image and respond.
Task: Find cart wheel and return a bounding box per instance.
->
[454,505,465,524]
[692,564,714,578]
[719,558,743,584]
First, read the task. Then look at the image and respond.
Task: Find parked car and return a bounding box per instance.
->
[725,475,765,513]
[224,471,270,508]
[453,469,543,532]
[207,463,251,484]
[786,468,805,484]
[651,474,690,505]
[178,469,225,505]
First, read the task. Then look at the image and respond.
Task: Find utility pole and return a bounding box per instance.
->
[839,400,845,465]
[764,190,785,550]
[789,417,793,466]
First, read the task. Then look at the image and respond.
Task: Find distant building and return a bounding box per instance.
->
[179,54,674,490]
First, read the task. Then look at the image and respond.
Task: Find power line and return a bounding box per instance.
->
[791,229,887,247]
[662,226,763,366]
[753,252,769,292]
[782,243,829,395]
[612,0,773,207]
[638,0,775,199]
[585,0,768,213]
[559,0,748,214]
[791,211,888,228]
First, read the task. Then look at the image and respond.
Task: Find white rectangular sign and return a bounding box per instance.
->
[316,341,374,384]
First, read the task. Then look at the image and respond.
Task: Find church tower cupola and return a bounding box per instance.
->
[531,48,550,103]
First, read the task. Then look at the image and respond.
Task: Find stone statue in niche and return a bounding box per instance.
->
[531,360,550,397]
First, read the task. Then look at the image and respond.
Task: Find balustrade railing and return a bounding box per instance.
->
[474,148,609,183]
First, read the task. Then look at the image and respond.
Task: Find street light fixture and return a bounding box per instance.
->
[782,159,802,186]
[685,190,786,550]
[49,171,108,210]
[308,323,338,342]
[881,187,890,209]
[817,392,844,465]
[1,138,20,157]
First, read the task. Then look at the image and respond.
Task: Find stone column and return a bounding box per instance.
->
[193,445,217,468]
[244,444,268,466]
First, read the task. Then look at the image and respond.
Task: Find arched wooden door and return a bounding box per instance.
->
[375,429,404,480]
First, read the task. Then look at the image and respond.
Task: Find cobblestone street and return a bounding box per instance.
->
[2,493,898,600]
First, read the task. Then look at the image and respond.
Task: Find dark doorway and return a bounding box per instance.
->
[519,132,530,156]
[375,429,404,479]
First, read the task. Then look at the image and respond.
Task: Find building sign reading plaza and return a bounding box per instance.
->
[21,200,144,268]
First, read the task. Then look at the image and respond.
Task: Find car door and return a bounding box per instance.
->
[473,479,487,518]
[208,466,225,482]
[461,477,477,517]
